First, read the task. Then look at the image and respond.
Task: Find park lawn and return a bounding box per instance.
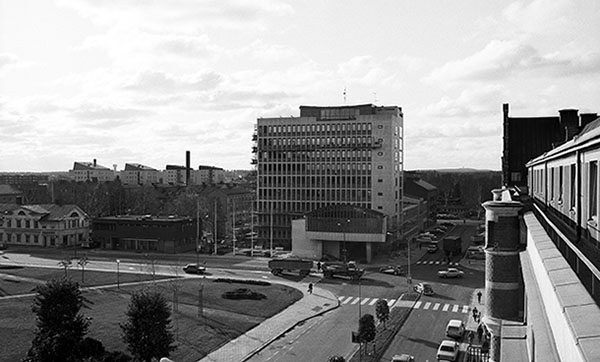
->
[0,270,302,362]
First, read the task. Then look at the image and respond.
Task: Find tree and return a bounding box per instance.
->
[121,289,176,362]
[26,278,90,362]
[58,258,72,277]
[358,313,376,354]
[78,256,89,284]
[375,299,390,329]
[327,355,346,362]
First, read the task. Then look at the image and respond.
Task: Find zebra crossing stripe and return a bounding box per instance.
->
[423,302,431,310]
[442,304,449,312]
[369,298,379,306]
[414,301,422,309]
[351,297,360,305]
[416,261,422,264]
[341,296,353,304]
[387,299,396,307]
[435,261,440,265]
[462,305,469,313]
[452,305,459,312]
[433,303,440,311]
[361,298,370,305]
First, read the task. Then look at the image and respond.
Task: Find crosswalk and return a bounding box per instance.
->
[337,296,472,315]
[338,296,396,307]
[415,260,460,266]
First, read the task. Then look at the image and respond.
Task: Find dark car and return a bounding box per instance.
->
[379,265,404,275]
[414,282,434,295]
[183,263,206,274]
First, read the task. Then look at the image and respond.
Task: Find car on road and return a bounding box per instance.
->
[413,282,434,296]
[426,244,439,253]
[437,267,464,278]
[437,340,459,361]
[391,354,415,362]
[445,319,465,339]
[379,265,404,275]
[183,263,206,274]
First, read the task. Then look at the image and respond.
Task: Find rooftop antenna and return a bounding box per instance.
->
[343,87,347,104]
[373,92,378,104]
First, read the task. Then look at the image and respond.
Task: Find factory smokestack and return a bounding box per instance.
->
[186,150,191,185]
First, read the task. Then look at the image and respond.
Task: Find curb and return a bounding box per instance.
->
[241,290,341,361]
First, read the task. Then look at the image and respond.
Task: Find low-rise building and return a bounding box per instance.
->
[121,163,161,185]
[193,165,226,185]
[92,214,197,253]
[0,203,89,247]
[0,185,23,204]
[69,160,116,182]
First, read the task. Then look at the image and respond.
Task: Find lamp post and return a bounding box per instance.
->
[337,219,351,263]
[116,259,120,289]
[196,198,200,265]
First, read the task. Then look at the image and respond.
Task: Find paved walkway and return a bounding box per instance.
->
[198,280,339,362]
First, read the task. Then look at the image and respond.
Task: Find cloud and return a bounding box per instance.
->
[425,39,600,84]
[421,85,508,118]
[502,0,572,37]
[123,70,223,94]
[70,105,153,121]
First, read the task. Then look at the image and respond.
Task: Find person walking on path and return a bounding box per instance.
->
[477,324,484,342]
[477,290,483,304]
[317,261,322,272]
[472,307,479,322]
[308,283,313,294]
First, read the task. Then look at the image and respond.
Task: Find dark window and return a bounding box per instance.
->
[570,164,576,209]
[589,161,597,220]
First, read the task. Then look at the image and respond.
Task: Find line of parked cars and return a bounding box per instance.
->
[436,319,466,361]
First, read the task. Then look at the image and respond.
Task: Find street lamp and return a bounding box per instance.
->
[116,259,120,289]
[337,219,351,263]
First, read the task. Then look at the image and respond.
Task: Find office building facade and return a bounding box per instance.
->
[254,104,403,255]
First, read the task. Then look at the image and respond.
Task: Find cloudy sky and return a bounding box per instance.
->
[1,0,599,172]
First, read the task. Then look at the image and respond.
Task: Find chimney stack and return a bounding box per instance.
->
[186,150,191,185]
[580,113,599,131]
[93,159,97,167]
[559,108,579,142]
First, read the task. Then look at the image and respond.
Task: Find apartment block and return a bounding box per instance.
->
[69,160,116,182]
[121,163,161,185]
[254,104,403,258]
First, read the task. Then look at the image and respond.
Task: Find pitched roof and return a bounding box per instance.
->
[72,162,111,171]
[414,179,437,191]
[124,163,157,171]
[0,204,87,220]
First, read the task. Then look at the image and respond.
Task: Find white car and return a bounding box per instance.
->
[436,340,459,361]
[391,354,414,362]
[413,282,434,296]
[437,267,464,278]
[445,319,465,339]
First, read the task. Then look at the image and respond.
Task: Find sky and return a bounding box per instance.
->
[1,0,599,172]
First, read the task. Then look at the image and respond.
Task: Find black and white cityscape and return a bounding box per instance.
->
[1,1,599,362]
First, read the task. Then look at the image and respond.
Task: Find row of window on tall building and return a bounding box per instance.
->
[260,149,374,162]
[259,175,373,189]
[260,163,374,175]
[260,122,372,135]
[258,188,373,202]
[255,202,373,218]
[260,136,376,148]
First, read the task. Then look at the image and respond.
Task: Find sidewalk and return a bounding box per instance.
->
[466,289,487,345]
[198,280,339,362]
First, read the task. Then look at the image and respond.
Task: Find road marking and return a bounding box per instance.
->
[414,301,422,309]
[442,304,450,311]
[361,298,370,305]
[351,297,360,305]
[433,303,440,310]
[369,298,379,305]
[338,296,345,301]
[435,261,440,264]
[423,302,431,310]
[416,261,422,264]
[462,305,469,313]
[387,299,396,307]
[341,296,353,304]
[429,261,434,265]
[452,305,459,312]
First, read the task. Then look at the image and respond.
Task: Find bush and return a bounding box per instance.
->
[214,278,271,286]
[222,288,267,300]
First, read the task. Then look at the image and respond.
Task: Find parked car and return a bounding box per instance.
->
[437,267,464,278]
[413,282,434,296]
[183,263,206,274]
[426,244,439,253]
[437,340,459,361]
[379,265,404,275]
[391,354,415,362]
[445,319,465,339]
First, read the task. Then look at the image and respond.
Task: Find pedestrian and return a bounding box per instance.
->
[477,290,482,304]
[477,311,482,323]
[467,331,474,345]
[477,324,483,342]
[308,283,313,294]
[472,307,478,322]
[317,261,322,272]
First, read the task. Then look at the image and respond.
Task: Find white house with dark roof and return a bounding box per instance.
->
[0,203,90,248]
[121,163,161,185]
[69,159,115,182]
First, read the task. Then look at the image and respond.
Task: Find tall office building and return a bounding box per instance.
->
[253,104,404,252]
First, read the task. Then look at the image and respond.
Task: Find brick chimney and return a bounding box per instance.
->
[186,150,191,185]
[559,108,579,141]
[93,159,97,167]
[580,113,599,131]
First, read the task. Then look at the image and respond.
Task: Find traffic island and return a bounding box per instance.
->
[348,292,420,362]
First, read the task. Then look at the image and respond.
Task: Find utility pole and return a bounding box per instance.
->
[270,200,273,257]
[196,198,200,265]
[213,200,218,255]
[232,199,236,256]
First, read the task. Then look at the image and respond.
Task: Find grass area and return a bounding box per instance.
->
[0,268,302,362]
